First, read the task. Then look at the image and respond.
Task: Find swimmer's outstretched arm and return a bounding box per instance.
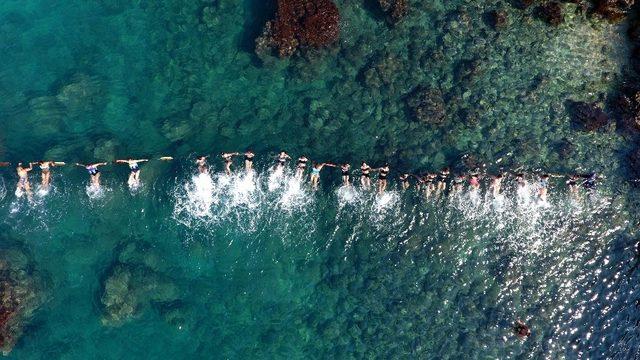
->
[75,163,87,168]
[53,162,66,166]
[0,162,10,167]
[25,163,34,171]
[134,159,149,163]
[115,160,128,164]
[160,156,173,161]
[324,163,338,168]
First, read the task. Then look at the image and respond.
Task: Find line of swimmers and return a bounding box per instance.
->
[1,152,601,199]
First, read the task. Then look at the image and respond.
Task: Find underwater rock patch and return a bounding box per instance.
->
[568,100,610,131]
[487,9,509,30]
[378,0,409,25]
[100,241,181,326]
[255,0,340,58]
[593,0,635,22]
[538,1,564,26]
[0,247,44,355]
[407,87,446,125]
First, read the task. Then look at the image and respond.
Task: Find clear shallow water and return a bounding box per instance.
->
[1,0,640,358]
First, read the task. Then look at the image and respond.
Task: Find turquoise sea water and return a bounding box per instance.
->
[1,0,640,358]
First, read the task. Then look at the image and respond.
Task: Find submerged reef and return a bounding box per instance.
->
[568,100,610,131]
[100,241,182,326]
[593,0,635,22]
[378,0,409,25]
[0,246,44,355]
[538,2,564,26]
[256,0,340,58]
[407,87,447,125]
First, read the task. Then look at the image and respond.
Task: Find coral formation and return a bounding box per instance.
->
[0,247,44,355]
[378,0,409,25]
[592,0,635,22]
[538,2,564,26]
[407,87,447,125]
[568,101,610,131]
[100,241,181,326]
[256,0,340,58]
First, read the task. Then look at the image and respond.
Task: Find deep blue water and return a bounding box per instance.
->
[1,0,639,358]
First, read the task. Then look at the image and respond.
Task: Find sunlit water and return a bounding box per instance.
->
[0,165,637,358]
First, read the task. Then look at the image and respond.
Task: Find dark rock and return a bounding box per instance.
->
[557,138,575,160]
[100,241,181,326]
[568,101,610,131]
[628,19,640,43]
[256,0,340,58]
[538,2,564,26]
[616,92,640,133]
[379,0,408,24]
[0,248,44,355]
[630,149,640,176]
[593,0,635,22]
[407,87,446,125]
[487,9,509,30]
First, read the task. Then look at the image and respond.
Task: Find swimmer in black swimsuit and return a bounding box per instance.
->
[421,173,438,198]
[399,173,411,190]
[375,164,390,194]
[196,156,209,174]
[276,151,291,171]
[221,152,240,175]
[566,175,579,197]
[116,158,149,186]
[436,167,450,192]
[244,150,255,172]
[360,162,372,189]
[340,164,351,186]
[295,156,308,179]
[76,162,108,188]
[37,161,65,189]
[452,174,466,194]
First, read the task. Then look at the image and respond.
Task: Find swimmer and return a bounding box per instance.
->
[37,161,65,189]
[244,150,255,172]
[309,162,337,190]
[196,156,209,174]
[489,173,504,197]
[566,175,580,196]
[375,164,390,194]
[469,173,481,192]
[515,173,527,189]
[16,163,34,196]
[538,174,550,201]
[76,162,108,188]
[360,162,372,189]
[221,152,240,175]
[421,173,437,198]
[116,158,148,186]
[399,173,411,190]
[513,319,531,339]
[582,173,599,191]
[452,174,466,194]
[436,167,450,192]
[295,156,309,179]
[340,163,351,186]
[276,151,291,171]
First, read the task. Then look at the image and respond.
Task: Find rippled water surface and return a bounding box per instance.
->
[1,0,639,358]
